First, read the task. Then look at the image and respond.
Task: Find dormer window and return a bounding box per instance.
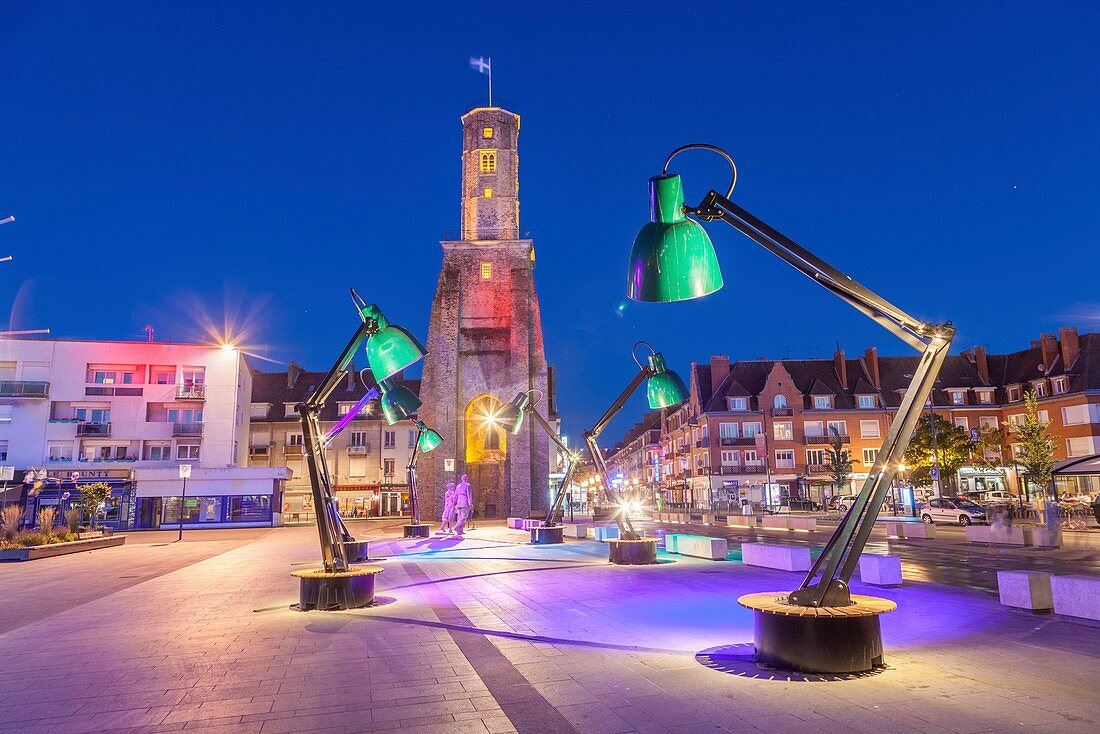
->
[857,394,877,409]
[977,390,994,404]
[950,390,966,405]
[1007,386,1021,402]
[1052,377,1067,395]
[728,397,748,411]
[1032,381,1047,398]
[812,395,831,410]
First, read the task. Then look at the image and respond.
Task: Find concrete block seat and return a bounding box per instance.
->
[740,542,812,572]
[761,516,817,532]
[507,517,524,530]
[997,570,1053,612]
[593,525,621,542]
[664,533,728,560]
[521,519,544,531]
[1051,575,1100,621]
[562,524,588,539]
[884,520,936,539]
[858,554,903,587]
[728,515,760,528]
[966,525,1031,546]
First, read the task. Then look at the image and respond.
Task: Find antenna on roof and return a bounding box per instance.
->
[144,325,155,342]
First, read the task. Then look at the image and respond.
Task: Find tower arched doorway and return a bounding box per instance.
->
[464,394,508,518]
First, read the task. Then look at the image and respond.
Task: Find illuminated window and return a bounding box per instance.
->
[480,262,492,280]
[482,127,493,139]
[479,151,496,173]
[483,188,493,198]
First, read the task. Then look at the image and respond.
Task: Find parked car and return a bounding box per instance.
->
[921,497,988,526]
[831,494,858,513]
[980,490,1013,504]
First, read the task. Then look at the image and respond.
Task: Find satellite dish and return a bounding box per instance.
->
[1037,364,1045,372]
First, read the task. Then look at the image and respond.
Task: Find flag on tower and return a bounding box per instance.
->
[469,55,493,106]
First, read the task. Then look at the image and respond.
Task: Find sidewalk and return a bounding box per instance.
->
[1,521,1098,733]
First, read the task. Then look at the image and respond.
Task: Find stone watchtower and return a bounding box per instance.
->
[417,105,551,521]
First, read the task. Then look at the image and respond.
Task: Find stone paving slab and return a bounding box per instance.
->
[1,522,1099,733]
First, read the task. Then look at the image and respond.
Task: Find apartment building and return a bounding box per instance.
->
[0,338,288,529]
[644,327,1100,508]
[247,363,421,521]
[605,412,662,497]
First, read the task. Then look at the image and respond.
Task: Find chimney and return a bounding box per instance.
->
[864,347,880,388]
[710,355,730,394]
[974,345,989,384]
[833,348,848,390]
[1039,333,1058,371]
[1059,326,1080,368]
[346,361,356,391]
[287,360,302,389]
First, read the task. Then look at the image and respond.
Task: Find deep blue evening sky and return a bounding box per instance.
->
[3,2,1099,441]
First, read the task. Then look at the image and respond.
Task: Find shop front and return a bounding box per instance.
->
[956,466,1013,497]
[22,468,136,530]
[333,484,409,519]
[132,466,289,529]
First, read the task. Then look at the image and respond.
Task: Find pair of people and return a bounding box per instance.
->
[440,474,472,535]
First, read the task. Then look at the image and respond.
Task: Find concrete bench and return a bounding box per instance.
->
[966,525,1031,546]
[761,516,817,532]
[858,554,903,587]
[1051,575,1100,621]
[997,570,1053,612]
[884,521,936,539]
[507,517,524,530]
[665,534,728,560]
[727,515,759,528]
[1032,528,1062,548]
[562,524,588,539]
[592,525,621,542]
[740,542,811,572]
[521,519,544,531]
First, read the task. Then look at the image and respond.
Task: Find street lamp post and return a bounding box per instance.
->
[177,463,191,542]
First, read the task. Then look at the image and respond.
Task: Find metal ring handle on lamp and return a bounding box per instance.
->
[662,143,738,219]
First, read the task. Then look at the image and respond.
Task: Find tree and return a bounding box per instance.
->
[904,413,971,493]
[75,482,113,529]
[1005,391,1058,500]
[824,426,852,497]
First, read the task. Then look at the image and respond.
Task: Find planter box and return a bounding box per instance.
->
[997,570,1053,612]
[507,517,524,530]
[966,525,1031,546]
[0,535,126,561]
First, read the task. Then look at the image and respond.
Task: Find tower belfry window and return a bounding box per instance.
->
[480,151,496,173]
[482,127,494,139]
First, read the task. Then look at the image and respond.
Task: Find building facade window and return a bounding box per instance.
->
[804,421,823,437]
[481,262,492,279]
[1032,381,1047,398]
[773,421,793,440]
[1052,378,1067,395]
[807,448,825,466]
[1067,437,1093,457]
[773,395,788,410]
[744,450,760,465]
[286,433,303,446]
[977,390,994,404]
[950,390,966,405]
[383,430,396,449]
[483,188,493,198]
[728,397,748,410]
[176,443,200,460]
[775,450,795,469]
[979,415,998,429]
[719,422,738,439]
[827,420,847,437]
[1062,405,1090,425]
[720,450,738,465]
[954,417,969,431]
[482,126,493,139]
[1007,386,1021,402]
[859,420,880,439]
[743,422,762,438]
[857,395,876,409]
[479,151,496,173]
[862,447,879,465]
[349,431,367,447]
[812,395,831,409]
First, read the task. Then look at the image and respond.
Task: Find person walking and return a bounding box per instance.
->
[440,482,457,533]
[454,473,472,535]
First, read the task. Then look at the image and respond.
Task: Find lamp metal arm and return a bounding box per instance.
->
[406,428,423,526]
[523,406,576,526]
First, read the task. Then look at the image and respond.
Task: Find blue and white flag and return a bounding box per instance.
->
[469,56,491,75]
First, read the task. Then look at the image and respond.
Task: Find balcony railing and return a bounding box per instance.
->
[284,444,304,455]
[175,384,207,400]
[807,464,830,474]
[347,445,370,455]
[249,446,270,457]
[806,434,850,444]
[76,422,110,437]
[772,407,793,416]
[172,422,203,437]
[720,465,744,475]
[695,439,709,448]
[719,436,756,447]
[0,380,49,398]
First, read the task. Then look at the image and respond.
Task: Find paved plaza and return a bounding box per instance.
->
[2,521,1099,734]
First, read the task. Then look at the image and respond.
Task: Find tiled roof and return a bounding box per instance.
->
[248,364,421,423]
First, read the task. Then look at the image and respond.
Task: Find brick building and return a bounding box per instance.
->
[618,327,1100,508]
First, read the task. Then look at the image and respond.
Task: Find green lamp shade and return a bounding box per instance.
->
[380,379,422,425]
[416,422,443,453]
[627,174,723,303]
[495,392,532,435]
[645,352,688,408]
[365,325,427,382]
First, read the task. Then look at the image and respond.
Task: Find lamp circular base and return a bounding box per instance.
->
[402,523,432,539]
[343,540,370,563]
[291,566,383,611]
[531,525,564,545]
[608,537,658,565]
[739,592,896,674]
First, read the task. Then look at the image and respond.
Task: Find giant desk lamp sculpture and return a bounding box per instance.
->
[403,420,443,538]
[290,289,431,611]
[495,388,577,545]
[583,342,688,564]
[628,144,954,673]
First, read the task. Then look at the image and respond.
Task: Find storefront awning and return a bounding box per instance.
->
[1053,454,1100,476]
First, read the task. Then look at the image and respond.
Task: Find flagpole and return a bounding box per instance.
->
[488,57,493,107]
